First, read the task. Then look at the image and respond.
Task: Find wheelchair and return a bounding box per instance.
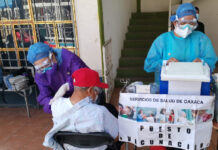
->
[54,131,120,150]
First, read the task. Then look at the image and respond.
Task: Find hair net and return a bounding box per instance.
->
[27,42,53,64]
[170,3,196,22]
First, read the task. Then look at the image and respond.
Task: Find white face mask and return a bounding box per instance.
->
[94,95,98,102]
[89,94,99,104]
[174,24,195,38]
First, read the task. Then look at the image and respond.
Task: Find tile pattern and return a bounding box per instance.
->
[0,108,52,150]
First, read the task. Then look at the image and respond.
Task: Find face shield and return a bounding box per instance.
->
[34,58,52,73]
[177,17,198,30]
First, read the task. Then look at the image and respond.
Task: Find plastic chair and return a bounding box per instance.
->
[54,131,118,150]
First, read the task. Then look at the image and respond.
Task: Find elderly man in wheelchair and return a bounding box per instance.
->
[43,68,119,150]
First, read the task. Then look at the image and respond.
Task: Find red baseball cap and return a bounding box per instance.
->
[72,68,109,88]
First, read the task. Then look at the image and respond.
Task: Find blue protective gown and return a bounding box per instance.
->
[144,31,218,75]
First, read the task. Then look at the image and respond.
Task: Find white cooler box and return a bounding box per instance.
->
[160,62,211,95]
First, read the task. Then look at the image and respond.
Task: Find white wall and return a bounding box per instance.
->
[102,0,136,79]
[141,0,181,12]
[193,0,218,55]
[74,0,102,73]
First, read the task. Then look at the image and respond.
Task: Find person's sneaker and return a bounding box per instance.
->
[213,120,218,130]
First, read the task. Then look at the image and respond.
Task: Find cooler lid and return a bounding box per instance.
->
[161,62,210,82]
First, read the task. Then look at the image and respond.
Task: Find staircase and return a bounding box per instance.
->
[115,12,168,87]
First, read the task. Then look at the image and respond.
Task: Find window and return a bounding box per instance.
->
[0,0,78,67]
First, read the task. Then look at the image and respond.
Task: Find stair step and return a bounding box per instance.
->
[121,48,149,57]
[124,40,153,48]
[126,32,162,40]
[132,12,168,19]
[114,12,167,88]
[117,67,154,78]
[128,25,167,32]
[119,57,145,67]
[115,77,154,88]
[130,18,168,25]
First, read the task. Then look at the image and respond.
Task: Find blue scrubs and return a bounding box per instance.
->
[144,31,218,82]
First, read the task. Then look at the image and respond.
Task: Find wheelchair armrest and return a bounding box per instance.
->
[54,131,115,149]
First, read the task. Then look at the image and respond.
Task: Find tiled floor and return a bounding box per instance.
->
[0,88,217,150]
[0,108,52,150]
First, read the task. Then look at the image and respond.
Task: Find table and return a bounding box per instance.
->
[119,93,215,150]
[0,84,37,118]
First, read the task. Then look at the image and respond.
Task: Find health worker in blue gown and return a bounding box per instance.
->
[144,3,217,84]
